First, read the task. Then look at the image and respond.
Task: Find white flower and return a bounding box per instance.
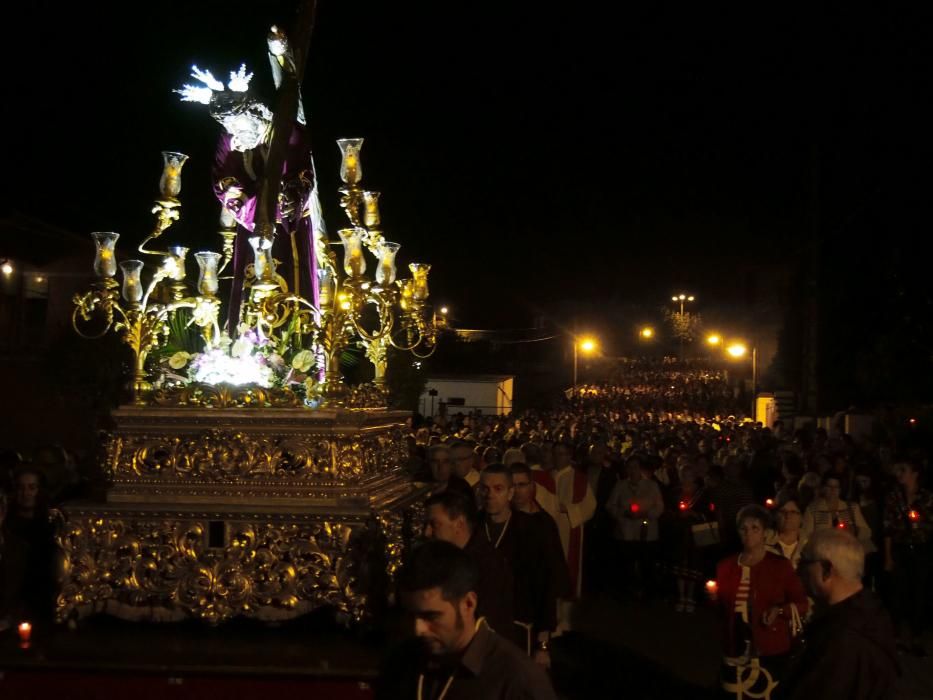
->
[232,337,253,358]
[291,350,314,373]
[168,351,191,370]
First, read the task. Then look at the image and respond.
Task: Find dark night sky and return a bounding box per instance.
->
[5,2,928,328]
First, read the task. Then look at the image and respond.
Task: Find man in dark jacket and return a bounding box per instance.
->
[423,490,515,641]
[479,465,559,666]
[780,528,899,700]
[378,540,557,700]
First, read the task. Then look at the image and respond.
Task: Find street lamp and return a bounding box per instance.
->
[670,293,695,359]
[725,341,758,417]
[436,305,450,329]
[639,326,654,340]
[573,335,598,389]
[706,333,721,347]
[671,293,695,316]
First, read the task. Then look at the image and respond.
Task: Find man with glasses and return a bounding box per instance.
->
[766,498,807,568]
[450,440,481,488]
[779,529,898,700]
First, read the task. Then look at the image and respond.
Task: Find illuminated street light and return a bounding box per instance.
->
[726,342,748,358]
[573,335,599,389]
[640,327,655,339]
[1,261,12,275]
[439,306,449,315]
[724,341,758,418]
[670,292,696,358]
[706,334,722,346]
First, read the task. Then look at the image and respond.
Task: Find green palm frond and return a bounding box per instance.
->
[159,308,203,356]
[340,345,362,369]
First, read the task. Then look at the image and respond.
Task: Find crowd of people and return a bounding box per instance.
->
[385,359,930,699]
[1,359,928,698]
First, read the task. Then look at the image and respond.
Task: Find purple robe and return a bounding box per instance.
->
[213,124,319,332]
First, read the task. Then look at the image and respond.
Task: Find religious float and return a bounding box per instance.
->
[62,9,437,626]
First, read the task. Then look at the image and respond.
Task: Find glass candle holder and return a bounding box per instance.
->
[167,245,189,281]
[409,263,431,301]
[120,260,144,303]
[363,191,381,228]
[318,267,334,309]
[91,232,120,278]
[159,151,189,200]
[376,242,400,286]
[338,228,367,277]
[195,251,221,296]
[249,236,275,285]
[398,278,414,312]
[337,138,364,185]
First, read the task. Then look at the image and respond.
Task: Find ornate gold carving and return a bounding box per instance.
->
[345,382,389,410]
[106,428,406,484]
[57,517,373,625]
[58,407,420,625]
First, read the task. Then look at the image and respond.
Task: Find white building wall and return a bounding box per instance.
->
[420,378,513,417]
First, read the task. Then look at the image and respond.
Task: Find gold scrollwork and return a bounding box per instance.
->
[57,517,374,625]
[345,382,390,410]
[117,430,343,481]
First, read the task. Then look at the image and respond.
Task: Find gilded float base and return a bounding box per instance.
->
[57,406,425,625]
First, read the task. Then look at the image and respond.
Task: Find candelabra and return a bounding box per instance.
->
[327,138,438,397]
[59,18,431,629]
[72,139,438,409]
[72,152,221,404]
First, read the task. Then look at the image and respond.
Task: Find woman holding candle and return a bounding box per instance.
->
[669,466,713,613]
[606,455,664,600]
[883,459,933,656]
[712,504,808,699]
[801,474,874,555]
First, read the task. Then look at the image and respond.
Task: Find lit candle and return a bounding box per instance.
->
[18,621,32,645]
[348,249,364,276]
[91,232,120,278]
[765,498,775,509]
[909,510,920,522]
[337,138,364,185]
[836,521,847,530]
[363,191,381,228]
[705,580,718,597]
[678,500,688,512]
[120,260,144,304]
[338,229,366,277]
[344,152,359,182]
